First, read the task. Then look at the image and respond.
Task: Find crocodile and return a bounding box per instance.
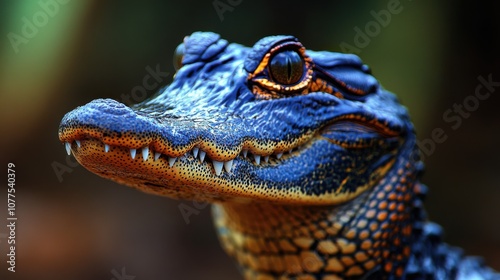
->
[58,32,499,279]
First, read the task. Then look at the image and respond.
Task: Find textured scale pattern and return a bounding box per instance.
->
[59,32,499,279]
[213,146,419,279]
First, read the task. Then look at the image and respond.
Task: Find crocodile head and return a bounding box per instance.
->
[59,32,429,278]
[59,32,414,205]
[59,32,500,279]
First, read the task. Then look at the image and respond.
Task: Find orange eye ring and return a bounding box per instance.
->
[248,42,314,97]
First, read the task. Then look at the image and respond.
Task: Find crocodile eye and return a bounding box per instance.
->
[173,43,185,71]
[269,50,304,85]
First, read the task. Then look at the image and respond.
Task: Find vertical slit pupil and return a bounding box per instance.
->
[287,56,292,83]
[269,50,304,85]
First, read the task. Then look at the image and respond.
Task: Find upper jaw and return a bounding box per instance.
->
[58,98,314,179]
[58,93,404,176]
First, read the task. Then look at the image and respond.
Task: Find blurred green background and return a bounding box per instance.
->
[1,0,499,279]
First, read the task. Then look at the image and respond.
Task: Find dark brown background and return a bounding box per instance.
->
[1,0,499,279]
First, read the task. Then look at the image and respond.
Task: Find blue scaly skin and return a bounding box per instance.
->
[59,32,498,279]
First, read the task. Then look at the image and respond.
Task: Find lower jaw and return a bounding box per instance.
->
[64,138,390,205]
[65,138,303,203]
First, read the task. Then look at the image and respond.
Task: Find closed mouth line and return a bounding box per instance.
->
[63,138,299,176]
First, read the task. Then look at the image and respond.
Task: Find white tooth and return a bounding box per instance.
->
[289,149,293,154]
[276,152,283,159]
[242,149,248,158]
[154,152,161,161]
[75,140,81,148]
[224,160,233,173]
[192,147,199,158]
[104,144,110,153]
[253,154,261,165]
[199,151,206,162]
[168,157,177,167]
[130,149,137,159]
[213,160,223,176]
[142,147,149,161]
[65,142,71,155]
[264,156,269,163]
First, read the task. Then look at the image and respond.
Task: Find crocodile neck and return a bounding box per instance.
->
[213,156,421,279]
